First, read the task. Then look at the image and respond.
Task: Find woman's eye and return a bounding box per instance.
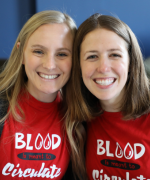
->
[111,54,121,58]
[57,53,67,57]
[33,50,44,55]
[87,55,97,59]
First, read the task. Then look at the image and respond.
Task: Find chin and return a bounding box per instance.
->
[97,95,115,101]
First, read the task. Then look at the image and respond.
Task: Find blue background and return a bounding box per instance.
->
[0,0,150,59]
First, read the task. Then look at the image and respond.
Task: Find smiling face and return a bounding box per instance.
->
[23,23,73,102]
[80,28,129,111]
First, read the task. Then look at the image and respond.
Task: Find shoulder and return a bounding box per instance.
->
[0,98,9,137]
[0,98,9,118]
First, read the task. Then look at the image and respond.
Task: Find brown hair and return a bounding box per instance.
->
[65,13,150,178]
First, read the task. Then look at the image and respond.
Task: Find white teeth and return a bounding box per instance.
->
[96,79,114,85]
[39,73,59,79]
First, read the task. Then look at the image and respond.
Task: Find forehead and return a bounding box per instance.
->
[24,23,73,49]
[81,28,128,51]
[29,23,71,40]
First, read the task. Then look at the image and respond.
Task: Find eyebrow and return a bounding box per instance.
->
[83,50,98,55]
[31,45,48,50]
[31,44,72,53]
[57,48,72,53]
[108,48,123,52]
[83,48,123,56]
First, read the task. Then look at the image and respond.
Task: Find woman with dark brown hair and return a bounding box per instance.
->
[66,13,150,179]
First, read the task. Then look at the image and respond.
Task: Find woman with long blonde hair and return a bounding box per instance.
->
[0,10,77,179]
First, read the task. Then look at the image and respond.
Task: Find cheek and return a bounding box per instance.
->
[23,59,38,80]
[116,62,129,82]
[81,63,94,80]
[24,61,33,74]
[24,53,39,69]
[62,59,72,74]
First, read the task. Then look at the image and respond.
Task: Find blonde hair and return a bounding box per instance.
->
[0,10,76,123]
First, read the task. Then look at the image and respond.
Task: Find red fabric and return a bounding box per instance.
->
[86,111,150,179]
[0,92,69,179]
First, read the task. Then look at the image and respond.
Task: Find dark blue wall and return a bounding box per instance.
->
[0,0,35,59]
[0,0,150,59]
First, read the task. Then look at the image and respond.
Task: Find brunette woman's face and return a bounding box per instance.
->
[80,28,129,111]
[23,23,73,102]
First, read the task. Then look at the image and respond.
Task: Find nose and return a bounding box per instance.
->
[97,56,110,73]
[42,55,56,70]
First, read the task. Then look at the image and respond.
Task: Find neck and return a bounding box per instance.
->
[26,83,58,103]
[100,90,125,112]
[101,100,120,112]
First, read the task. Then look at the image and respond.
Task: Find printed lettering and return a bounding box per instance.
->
[106,141,114,157]
[115,142,123,158]
[91,170,150,180]
[129,163,135,169]
[105,160,109,165]
[134,143,145,159]
[52,134,61,150]
[124,143,133,159]
[111,162,127,169]
[23,153,26,158]
[2,163,14,175]
[26,134,33,150]
[37,163,45,177]
[111,176,117,180]
[15,133,61,150]
[97,140,105,155]
[41,168,49,178]
[23,169,32,177]
[92,170,99,180]
[55,168,61,177]
[97,140,145,160]
[18,152,56,160]
[12,164,20,177]
[43,133,51,150]
[15,133,26,149]
[126,172,129,179]
[35,134,43,150]
[100,169,103,180]
[29,154,42,160]
[2,163,61,178]
[137,175,146,180]
[101,159,140,170]
[50,165,59,178]
[104,174,110,180]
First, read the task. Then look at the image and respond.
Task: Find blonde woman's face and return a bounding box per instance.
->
[23,23,73,102]
[80,28,129,111]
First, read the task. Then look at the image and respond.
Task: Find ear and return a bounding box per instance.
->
[17,42,24,64]
[17,42,20,49]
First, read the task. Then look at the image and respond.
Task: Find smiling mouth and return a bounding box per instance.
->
[38,73,59,80]
[95,78,116,86]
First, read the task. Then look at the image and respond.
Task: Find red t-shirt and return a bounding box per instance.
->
[0,92,69,179]
[86,111,150,180]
